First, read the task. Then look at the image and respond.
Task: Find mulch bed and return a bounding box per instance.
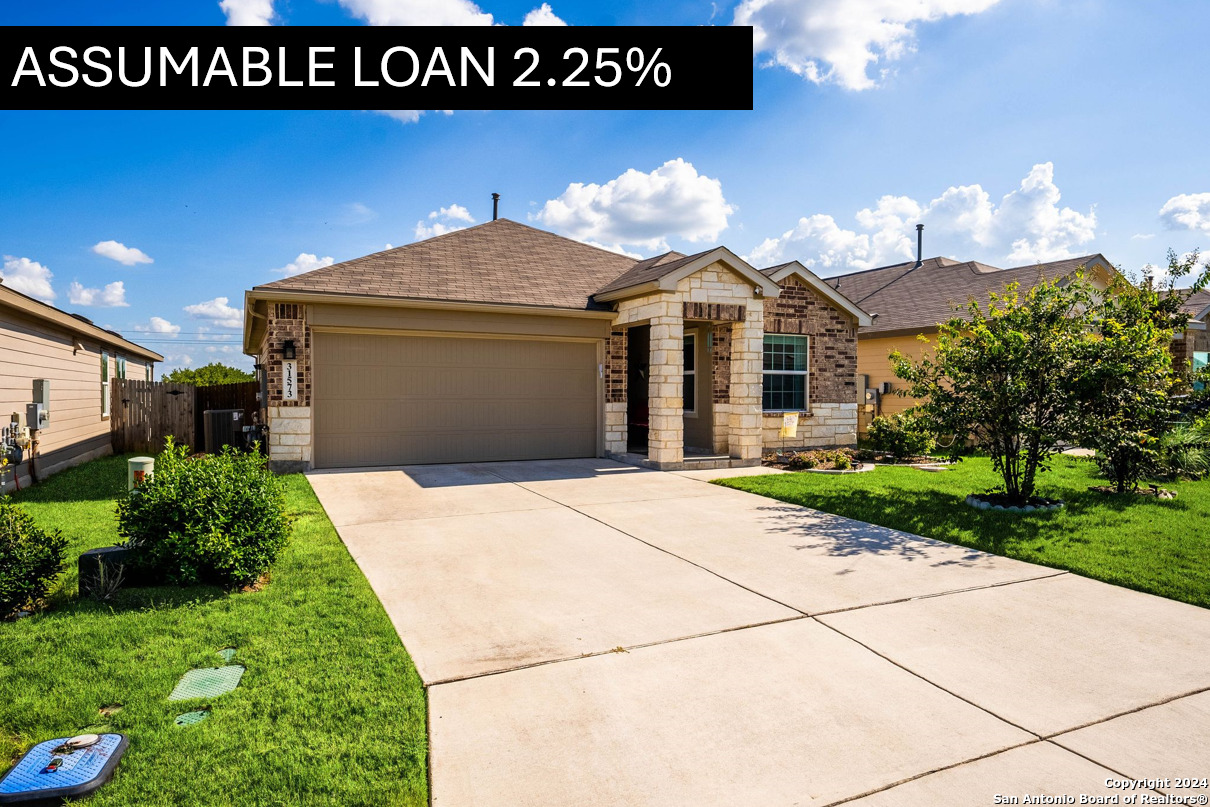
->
[1088,485,1176,499]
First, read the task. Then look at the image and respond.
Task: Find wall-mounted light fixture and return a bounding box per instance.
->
[282,340,296,360]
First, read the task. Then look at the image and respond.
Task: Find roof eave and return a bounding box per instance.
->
[0,284,163,362]
[594,247,781,302]
[765,261,874,326]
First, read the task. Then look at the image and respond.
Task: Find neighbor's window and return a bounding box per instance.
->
[116,355,127,380]
[683,333,696,414]
[1194,351,1209,391]
[101,350,110,417]
[763,335,809,411]
[146,363,153,382]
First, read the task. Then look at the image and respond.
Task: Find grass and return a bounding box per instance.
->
[717,455,1210,608]
[0,454,427,806]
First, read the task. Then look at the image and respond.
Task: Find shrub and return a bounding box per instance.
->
[0,496,67,617]
[117,439,292,588]
[1157,419,1210,480]
[865,412,936,459]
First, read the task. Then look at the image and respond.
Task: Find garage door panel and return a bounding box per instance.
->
[313,332,599,468]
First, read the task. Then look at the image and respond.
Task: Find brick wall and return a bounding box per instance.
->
[763,276,858,406]
[711,323,731,403]
[606,328,627,404]
[262,303,312,470]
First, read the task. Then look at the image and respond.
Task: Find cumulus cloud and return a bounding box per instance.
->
[338,0,491,26]
[533,158,735,253]
[342,202,377,224]
[68,280,129,307]
[523,3,567,25]
[184,296,243,329]
[91,240,153,266]
[1,256,55,303]
[1159,193,1210,234]
[275,252,335,277]
[372,110,454,125]
[134,316,182,336]
[415,204,477,239]
[219,0,274,25]
[734,0,1001,91]
[746,162,1097,271]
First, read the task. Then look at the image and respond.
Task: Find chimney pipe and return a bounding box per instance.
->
[492,192,500,221]
[914,223,924,269]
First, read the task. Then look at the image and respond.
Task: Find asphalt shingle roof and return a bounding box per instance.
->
[823,253,1110,335]
[255,218,641,311]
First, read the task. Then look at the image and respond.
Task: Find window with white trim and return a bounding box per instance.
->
[683,333,696,414]
[116,355,127,380]
[101,350,110,418]
[146,363,153,382]
[763,334,808,411]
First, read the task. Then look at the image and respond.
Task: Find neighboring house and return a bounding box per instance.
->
[242,218,870,472]
[0,281,162,492]
[822,250,1117,429]
[1169,289,1210,377]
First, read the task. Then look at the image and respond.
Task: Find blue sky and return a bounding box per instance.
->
[3,0,1209,373]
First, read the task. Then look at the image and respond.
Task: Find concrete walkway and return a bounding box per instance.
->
[307,458,1210,806]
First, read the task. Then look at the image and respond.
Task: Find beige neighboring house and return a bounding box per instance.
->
[1170,289,1210,377]
[822,251,1118,431]
[1,282,162,492]
[242,218,871,472]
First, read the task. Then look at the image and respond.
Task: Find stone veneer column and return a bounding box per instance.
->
[728,309,765,462]
[264,303,313,472]
[604,328,628,455]
[647,312,684,466]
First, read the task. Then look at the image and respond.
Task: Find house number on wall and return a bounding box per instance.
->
[282,360,298,402]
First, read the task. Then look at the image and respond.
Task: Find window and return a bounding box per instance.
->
[683,334,696,414]
[1194,352,1208,391]
[101,351,110,418]
[116,355,127,380]
[146,363,153,382]
[763,335,809,411]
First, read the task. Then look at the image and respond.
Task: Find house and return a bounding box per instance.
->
[822,248,1117,431]
[241,218,871,472]
[1169,289,1210,376]
[0,281,162,492]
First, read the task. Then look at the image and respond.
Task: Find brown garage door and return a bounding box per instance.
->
[312,331,599,468]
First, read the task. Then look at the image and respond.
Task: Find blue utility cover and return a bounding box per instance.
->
[0,734,128,804]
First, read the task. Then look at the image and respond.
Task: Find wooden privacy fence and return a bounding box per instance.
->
[111,380,195,454]
[111,379,260,454]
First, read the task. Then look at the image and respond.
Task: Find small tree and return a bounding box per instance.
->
[891,276,1094,502]
[1075,249,1210,492]
[163,362,255,386]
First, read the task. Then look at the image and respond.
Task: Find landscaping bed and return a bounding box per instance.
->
[717,455,1210,609]
[0,454,427,805]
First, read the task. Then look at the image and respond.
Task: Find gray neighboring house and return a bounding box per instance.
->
[243,219,871,472]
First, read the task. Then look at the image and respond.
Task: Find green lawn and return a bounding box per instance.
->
[0,455,427,806]
[717,455,1210,608]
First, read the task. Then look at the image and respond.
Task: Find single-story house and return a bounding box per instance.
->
[1170,289,1210,376]
[242,218,871,472]
[0,280,162,492]
[822,249,1117,430]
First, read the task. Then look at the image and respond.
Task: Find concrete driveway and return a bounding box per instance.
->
[307,458,1210,806]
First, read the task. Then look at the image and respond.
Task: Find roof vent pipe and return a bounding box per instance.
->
[492,193,500,221]
[914,224,924,269]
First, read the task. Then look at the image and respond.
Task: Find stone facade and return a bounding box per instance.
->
[262,303,312,472]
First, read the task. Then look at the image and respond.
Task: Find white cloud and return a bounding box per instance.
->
[91,240,153,266]
[134,316,181,336]
[533,158,735,253]
[523,3,567,25]
[68,280,129,307]
[415,204,477,239]
[372,110,455,126]
[1,256,55,302]
[1159,193,1210,234]
[219,0,274,25]
[734,0,1001,91]
[184,296,243,329]
[585,242,644,260]
[1132,233,1156,240]
[342,202,377,224]
[746,162,1097,271]
[338,0,491,26]
[275,252,335,277]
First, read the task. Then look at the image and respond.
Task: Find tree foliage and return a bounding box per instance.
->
[163,362,255,386]
[892,275,1094,502]
[1072,250,1207,492]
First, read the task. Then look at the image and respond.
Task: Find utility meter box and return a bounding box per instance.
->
[26,403,48,431]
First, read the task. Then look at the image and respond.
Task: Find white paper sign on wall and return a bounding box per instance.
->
[282,360,298,402]
[779,412,799,439]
